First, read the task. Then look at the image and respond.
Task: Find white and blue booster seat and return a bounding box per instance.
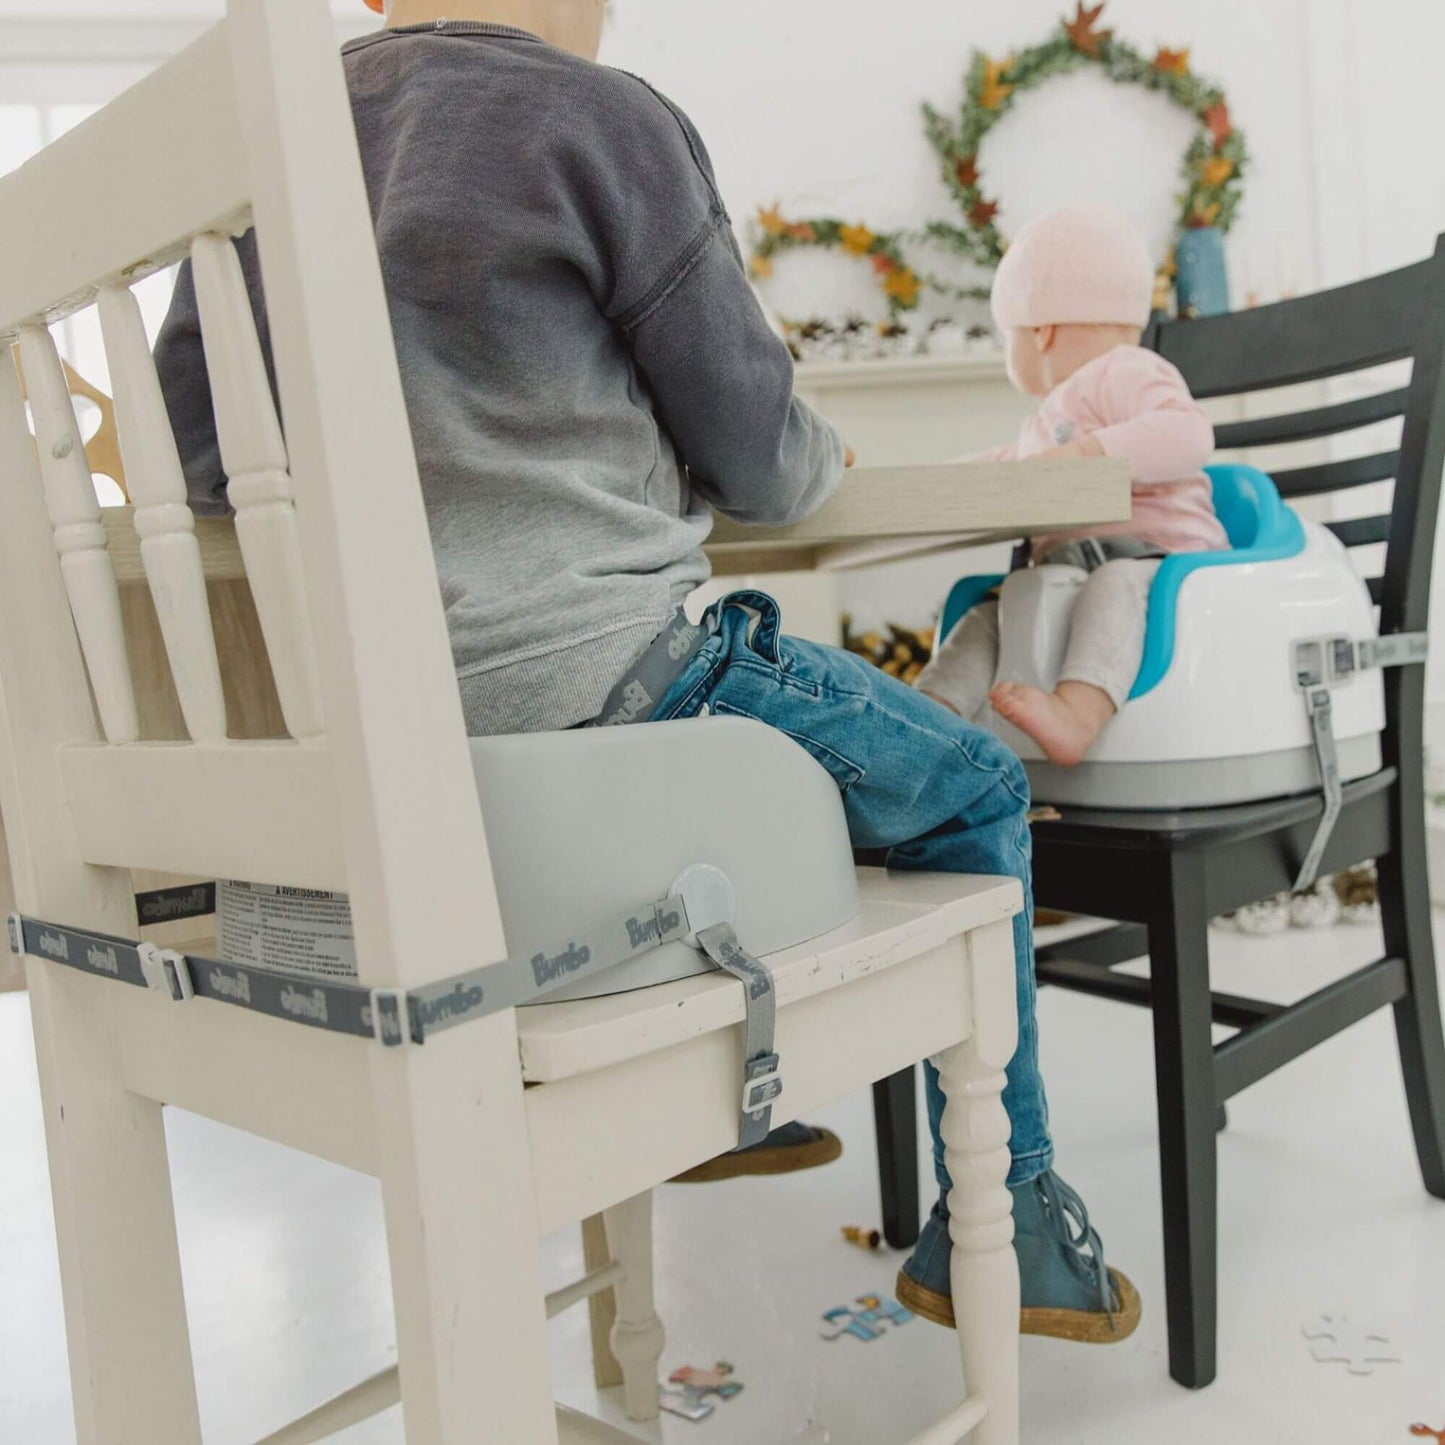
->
[939,463,1386,811]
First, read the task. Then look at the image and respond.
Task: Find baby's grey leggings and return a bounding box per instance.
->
[918,557,1161,720]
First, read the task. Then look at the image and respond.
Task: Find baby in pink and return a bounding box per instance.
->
[917,205,1227,765]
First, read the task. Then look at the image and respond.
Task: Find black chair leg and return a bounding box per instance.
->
[872,1066,921,1249]
[1378,848,1445,1197]
[1215,1103,1229,1134]
[1149,856,1219,1389]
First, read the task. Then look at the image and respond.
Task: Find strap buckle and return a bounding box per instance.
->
[370,988,411,1048]
[7,913,22,956]
[138,943,194,1002]
[742,1052,783,1116]
[1291,630,1428,890]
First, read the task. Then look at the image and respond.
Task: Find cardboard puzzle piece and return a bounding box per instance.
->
[660,1361,743,1421]
[1301,1314,1402,1375]
[820,1293,915,1342]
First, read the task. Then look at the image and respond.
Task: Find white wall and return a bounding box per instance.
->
[601,0,1325,315]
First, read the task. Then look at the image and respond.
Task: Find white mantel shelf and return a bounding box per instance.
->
[793,351,1008,392]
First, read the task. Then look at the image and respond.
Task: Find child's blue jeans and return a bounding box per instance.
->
[652,591,1053,1189]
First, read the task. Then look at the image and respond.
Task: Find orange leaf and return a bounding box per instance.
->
[1197,156,1235,187]
[749,255,774,279]
[969,196,1000,228]
[977,56,1015,111]
[1064,1,1112,56]
[1153,46,1190,74]
[1202,100,1232,146]
[871,253,898,275]
[955,155,980,189]
[839,223,877,255]
[883,268,922,306]
[756,204,789,237]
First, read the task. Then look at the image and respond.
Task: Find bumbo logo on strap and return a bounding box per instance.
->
[626,906,681,951]
[38,928,69,961]
[208,965,251,1004]
[416,981,485,1029]
[532,942,591,989]
[85,942,121,976]
[280,984,328,1024]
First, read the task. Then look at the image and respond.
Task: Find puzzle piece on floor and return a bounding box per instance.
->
[660,1362,743,1421]
[821,1293,914,1342]
[1301,1314,1402,1374]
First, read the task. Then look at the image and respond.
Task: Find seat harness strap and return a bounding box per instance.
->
[588,608,709,727]
[8,864,780,1151]
[1292,631,1428,890]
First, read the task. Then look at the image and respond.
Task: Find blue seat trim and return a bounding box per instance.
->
[939,573,1007,646]
[1129,463,1305,698]
[934,463,1306,699]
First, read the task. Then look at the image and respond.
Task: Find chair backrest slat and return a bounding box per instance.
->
[1271,450,1399,500]
[1213,388,1409,450]
[98,283,228,742]
[1323,514,1392,549]
[0,27,248,340]
[0,0,512,998]
[1150,258,1433,398]
[14,325,140,744]
[191,232,324,739]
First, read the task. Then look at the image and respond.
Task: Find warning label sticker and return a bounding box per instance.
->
[217,880,358,980]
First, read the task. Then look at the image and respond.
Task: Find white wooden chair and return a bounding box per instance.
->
[0,3,1022,1442]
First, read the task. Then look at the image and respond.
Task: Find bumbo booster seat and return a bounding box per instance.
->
[940,465,1415,876]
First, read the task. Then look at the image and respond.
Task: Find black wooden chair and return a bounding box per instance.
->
[873,240,1445,1388]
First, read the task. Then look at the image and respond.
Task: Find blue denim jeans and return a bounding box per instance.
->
[653,591,1052,1188]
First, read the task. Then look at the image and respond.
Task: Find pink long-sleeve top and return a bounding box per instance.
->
[988,344,1227,556]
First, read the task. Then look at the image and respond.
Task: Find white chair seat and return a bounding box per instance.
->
[517,868,1019,1082]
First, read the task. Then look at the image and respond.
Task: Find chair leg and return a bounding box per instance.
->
[937,928,1020,1445]
[873,1065,921,1249]
[372,1018,559,1444]
[1377,849,1445,1197]
[581,1215,624,1389]
[602,1191,665,1423]
[1149,856,1220,1389]
[27,966,202,1445]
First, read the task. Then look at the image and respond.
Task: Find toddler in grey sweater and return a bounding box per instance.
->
[156,15,845,735]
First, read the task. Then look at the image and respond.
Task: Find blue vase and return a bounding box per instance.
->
[1175,226,1230,318]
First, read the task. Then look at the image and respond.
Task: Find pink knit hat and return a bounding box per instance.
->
[990,205,1155,330]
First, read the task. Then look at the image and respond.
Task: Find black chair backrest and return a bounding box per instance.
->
[1143,236,1445,807]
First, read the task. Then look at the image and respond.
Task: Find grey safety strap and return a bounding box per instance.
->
[9,895,694,1046]
[10,865,784,1151]
[696,922,782,1149]
[590,608,709,727]
[1292,631,1428,889]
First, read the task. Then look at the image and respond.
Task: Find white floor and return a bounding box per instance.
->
[3,915,1444,1445]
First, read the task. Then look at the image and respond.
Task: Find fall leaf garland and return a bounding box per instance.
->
[749,211,929,320]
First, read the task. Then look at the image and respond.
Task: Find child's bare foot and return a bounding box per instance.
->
[990,680,1116,766]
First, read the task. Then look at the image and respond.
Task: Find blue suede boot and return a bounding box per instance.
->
[896,1171,1141,1343]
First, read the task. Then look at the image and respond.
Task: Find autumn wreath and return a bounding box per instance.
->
[749,2,1247,315]
[924,2,1246,273]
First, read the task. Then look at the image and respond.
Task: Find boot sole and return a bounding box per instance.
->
[668,1128,843,1183]
[896,1266,1143,1345]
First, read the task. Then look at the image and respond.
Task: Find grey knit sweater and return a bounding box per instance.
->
[154,21,843,734]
